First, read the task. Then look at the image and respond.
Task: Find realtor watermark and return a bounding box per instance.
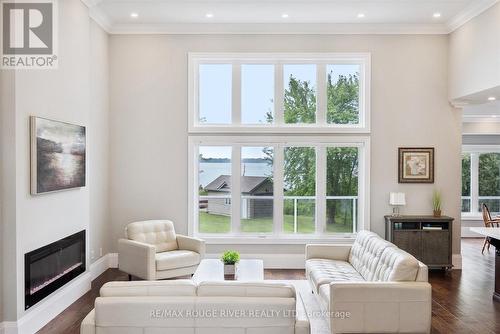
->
[149,308,351,320]
[1,0,58,69]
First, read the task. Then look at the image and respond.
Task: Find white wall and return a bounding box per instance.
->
[89,20,111,263]
[449,2,500,100]
[0,0,111,325]
[109,34,462,258]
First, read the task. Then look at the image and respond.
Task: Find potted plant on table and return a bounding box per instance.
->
[432,190,442,217]
[221,250,240,280]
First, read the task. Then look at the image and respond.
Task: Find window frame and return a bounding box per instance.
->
[462,145,500,219]
[188,53,371,134]
[188,135,370,243]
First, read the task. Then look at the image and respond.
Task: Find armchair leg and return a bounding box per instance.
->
[128,274,132,281]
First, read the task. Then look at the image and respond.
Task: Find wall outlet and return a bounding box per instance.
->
[99,247,103,257]
[90,249,95,260]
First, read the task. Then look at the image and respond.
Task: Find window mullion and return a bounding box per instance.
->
[316,146,327,234]
[232,145,242,233]
[232,63,241,125]
[316,64,327,125]
[275,63,284,126]
[274,145,284,236]
[471,153,479,214]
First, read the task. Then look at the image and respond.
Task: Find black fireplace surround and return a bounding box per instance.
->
[25,230,86,310]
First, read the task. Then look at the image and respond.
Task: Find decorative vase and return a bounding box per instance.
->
[433,210,441,217]
[223,263,236,280]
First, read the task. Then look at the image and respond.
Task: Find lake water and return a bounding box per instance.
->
[199,162,272,187]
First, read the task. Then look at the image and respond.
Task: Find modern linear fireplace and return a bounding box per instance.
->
[25,230,86,310]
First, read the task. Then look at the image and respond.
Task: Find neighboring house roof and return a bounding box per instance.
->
[205,175,272,194]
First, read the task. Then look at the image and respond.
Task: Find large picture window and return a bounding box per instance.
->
[189,53,370,133]
[462,146,500,216]
[189,137,370,240]
[189,53,370,242]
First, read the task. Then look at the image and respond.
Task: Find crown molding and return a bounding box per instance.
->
[81,0,499,35]
[109,22,449,35]
[446,0,499,32]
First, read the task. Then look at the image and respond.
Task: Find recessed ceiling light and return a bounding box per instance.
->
[205,12,214,18]
[357,13,365,18]
[488,97,497,101]
[433,12,441,18]
[282,13,289,18]
[492,115,497,118]
[130,12,138,18]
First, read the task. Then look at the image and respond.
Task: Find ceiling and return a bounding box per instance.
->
[83,0,499,34]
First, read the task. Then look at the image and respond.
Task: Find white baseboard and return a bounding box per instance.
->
[90,253,118,280]
[0,322,17,334]
[452,253,462,269]
[206,253,305,269]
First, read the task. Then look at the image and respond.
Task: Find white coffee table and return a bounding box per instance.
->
[192,259,264,283]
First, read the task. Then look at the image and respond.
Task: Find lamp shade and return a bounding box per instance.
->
[389,192,406,206]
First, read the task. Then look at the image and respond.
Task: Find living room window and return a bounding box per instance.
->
[189,53,370,242]
[189,137,370,241]
[189,53,371,133]
[462,146,500,216]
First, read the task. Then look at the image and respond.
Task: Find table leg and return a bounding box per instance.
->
[495,247,500,302]
[490,238,500,302]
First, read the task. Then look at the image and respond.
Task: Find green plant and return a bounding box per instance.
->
[221,250,240,265]
[432,190,442,212]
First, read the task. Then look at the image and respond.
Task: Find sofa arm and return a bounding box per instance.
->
[118,239,156,280]
[295,293,310,334]
[80,309,95,334]
[329,282,432,334]
[177,235,206,258]
[305,244,352,261]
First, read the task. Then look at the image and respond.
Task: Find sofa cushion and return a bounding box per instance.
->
[306,259,364,291]
[197,281,296,298]
[348,230,394,281]
[126,220,178,253]
[100,280,197,297]
[372,247,420,281]
[156,250,200,271]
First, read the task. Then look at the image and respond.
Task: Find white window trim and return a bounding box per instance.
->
[188,135,370,244]
[462,145,500,219]
[188,52,371,134]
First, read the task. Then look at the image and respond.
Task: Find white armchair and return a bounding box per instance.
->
[118,220,205,280]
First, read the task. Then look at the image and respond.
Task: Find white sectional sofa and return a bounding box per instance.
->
[81,280,310,334]
[306,230,432,334]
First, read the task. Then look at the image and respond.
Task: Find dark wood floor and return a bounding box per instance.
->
[38,239,500,334]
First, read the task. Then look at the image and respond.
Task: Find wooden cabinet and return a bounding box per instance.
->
[385,215,453,269]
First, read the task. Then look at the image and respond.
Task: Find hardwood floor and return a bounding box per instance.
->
[38,239,500,334]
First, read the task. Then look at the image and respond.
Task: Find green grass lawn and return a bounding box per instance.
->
[198,211,353,234]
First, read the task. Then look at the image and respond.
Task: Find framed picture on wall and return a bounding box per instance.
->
[30,116,86,195]
[398,147,434,183]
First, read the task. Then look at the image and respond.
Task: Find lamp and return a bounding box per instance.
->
[389,192,406,217]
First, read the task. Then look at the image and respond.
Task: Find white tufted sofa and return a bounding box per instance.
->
[118,220,205,280]
[80,280,310,334]
[306,230,431,334]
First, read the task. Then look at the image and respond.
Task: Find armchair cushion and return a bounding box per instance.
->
[156,250,200,271]
[126,220,178,253]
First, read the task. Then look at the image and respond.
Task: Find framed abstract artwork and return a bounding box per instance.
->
[398,147,434,183]
[30,117,86,194]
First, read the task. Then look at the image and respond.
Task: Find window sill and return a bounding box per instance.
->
[192,234,357,245]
